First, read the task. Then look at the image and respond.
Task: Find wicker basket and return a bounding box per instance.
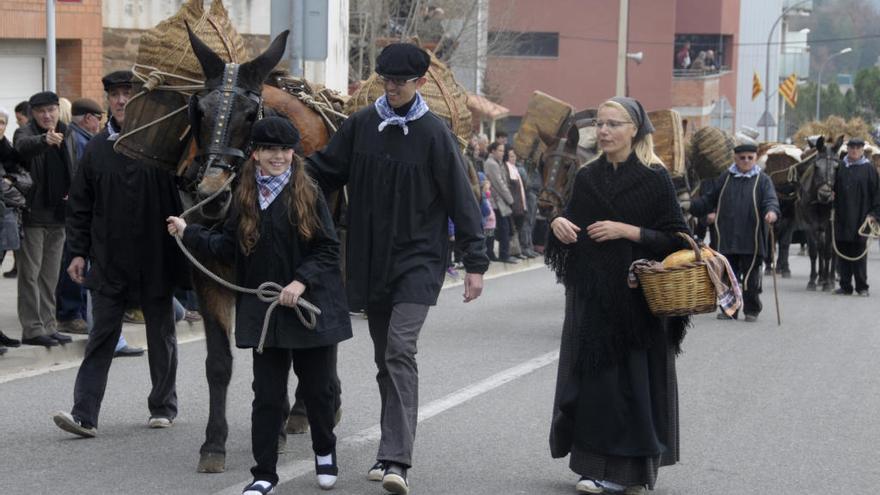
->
[635,233,716,316]
[687,126,734,181]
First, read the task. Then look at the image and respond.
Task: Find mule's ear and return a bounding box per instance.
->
[564,123,580,152]
[187,22,225,81]
[816,135,826,152]
[241,30,289,88]
[833,134,845,151]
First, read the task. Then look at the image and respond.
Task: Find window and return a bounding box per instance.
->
[674,34,732,72]
[488,32,559,58]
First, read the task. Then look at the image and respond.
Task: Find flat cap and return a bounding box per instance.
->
[847,137,866,147]
[71,98,104,116]
[250,116,300,148]
[102,70,133,91]
[733,143,758,154]
[28,91,59,108]
[376,43,430,79]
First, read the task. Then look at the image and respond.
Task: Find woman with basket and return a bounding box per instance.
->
[546,97,691,495]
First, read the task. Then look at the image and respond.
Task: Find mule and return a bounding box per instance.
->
[181,26,338,473]
[536,113,597,219]
[797,135,843,291]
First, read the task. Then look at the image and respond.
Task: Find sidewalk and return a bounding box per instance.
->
[0,255,545,380]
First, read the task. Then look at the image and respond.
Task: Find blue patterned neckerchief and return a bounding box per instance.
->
[255,165,292,210]
[728,163,761,178]
[106,118,120,142]
[374,92,430,136]
[844,156,870,168]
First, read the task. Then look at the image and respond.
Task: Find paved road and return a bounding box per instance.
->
[1,251,878,495]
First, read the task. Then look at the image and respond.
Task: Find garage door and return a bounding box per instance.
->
[0,56,44,139]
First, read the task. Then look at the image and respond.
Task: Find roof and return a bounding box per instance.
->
[467,93,510,121]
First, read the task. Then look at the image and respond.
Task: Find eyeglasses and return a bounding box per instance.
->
[378,75,419,86]
[590,119,632,130]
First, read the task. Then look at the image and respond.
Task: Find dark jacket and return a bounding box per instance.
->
[307,105,489,310]
[833,159,880,242]
[183,188,352,349]
[691,168,780,257]
[13,120,76,226]
[0,137,27,210]
[66,125,190,300]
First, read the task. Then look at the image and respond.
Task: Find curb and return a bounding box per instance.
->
[0,257,546,382]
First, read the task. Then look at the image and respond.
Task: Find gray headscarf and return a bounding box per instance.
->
[609,96,654,140]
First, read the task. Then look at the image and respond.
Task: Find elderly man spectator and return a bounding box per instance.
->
[14,91,76,347]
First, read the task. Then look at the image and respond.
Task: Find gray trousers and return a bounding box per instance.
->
[18,225,65,339]
[367,302,430,467]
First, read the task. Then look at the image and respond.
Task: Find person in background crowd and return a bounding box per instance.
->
[505,147,532,259]
[4,101,30,280]
[52,70,189,438]
[14,91,75,347]
[0,107,27,354]
[523,157,542,258]
[705,49,718,71]
[832,137,880,296]
[546,96,690,495]
[675,41,691,69]
[690,51,708,71]
[476,133,489,160]
[494,131,508,147]
[485,141,516,263]
[689,140,779,322]
[306,42,487,495]
[58,97,72,126]
[169,116,352,494]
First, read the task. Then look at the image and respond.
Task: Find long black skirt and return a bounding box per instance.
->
[549,285,680,489]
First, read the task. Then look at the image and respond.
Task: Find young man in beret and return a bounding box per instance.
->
[832,137,880,296]
[307,42,489,494]
[689,141,780,322]
[13,91,76,347]
[52,70,188,437]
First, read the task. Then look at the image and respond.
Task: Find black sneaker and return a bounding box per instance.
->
[382,463,409,495]
[0,331,20,347]
[367,461,386,481]
[241,480,274,495]
[3,267,16,278]
[833,288,853,296]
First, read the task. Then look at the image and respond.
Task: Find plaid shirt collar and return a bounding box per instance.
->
[728,163,761,178]
[255,166,292,210]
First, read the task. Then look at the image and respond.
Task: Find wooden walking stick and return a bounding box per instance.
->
[769,224,781,326]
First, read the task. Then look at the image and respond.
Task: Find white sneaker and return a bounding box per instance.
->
[367,461,386,481]
[148,416,173,428]
[576,477,604,494]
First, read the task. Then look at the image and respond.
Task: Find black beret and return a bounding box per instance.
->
[251,116,300,148]
[376,43,430,79]
[29,91,59,108]
[71,98,104,116]
[102,70,133,91]
[847,137,866,147]
[733,143,758,154]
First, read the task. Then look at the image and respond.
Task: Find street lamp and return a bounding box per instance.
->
[816,47,853,120]
[763,0,811,141]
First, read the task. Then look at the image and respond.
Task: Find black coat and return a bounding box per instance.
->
[833,160,880,242]
[66,126,190,300]
[13,120,76,226]
[691,168,780,257]
[183,188,352,349]
[306,104,489,310]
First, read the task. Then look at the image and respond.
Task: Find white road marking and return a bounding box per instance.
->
[213,349,560,495]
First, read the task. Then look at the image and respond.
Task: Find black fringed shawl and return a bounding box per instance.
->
[545,153,691,373]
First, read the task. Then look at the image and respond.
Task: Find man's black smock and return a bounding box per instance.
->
[182,189,352,349]
[690,168,780,257]
[306,104,489,310]
[66,124,190,301]
[833,159,880,242]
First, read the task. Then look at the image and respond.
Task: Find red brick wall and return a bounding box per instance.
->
[0,0,103,102]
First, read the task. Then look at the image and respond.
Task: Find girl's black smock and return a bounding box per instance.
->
[183,188,352,349]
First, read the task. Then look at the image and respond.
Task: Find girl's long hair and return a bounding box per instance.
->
[236,153,321,255]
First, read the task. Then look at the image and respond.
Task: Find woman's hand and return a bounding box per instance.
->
[551,216,581,244]
[586,221,640,243]
[280,280,306,308]
[166,216,187,237]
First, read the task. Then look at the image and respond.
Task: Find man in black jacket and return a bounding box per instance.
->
[307,43,488,495]
[690,142,780,322]
[832,138,880,296]
[13,91,76,347]
[52,71,190,438]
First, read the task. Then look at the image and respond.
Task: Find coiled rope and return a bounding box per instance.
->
[172,174,322,355]
[830,212,880,261]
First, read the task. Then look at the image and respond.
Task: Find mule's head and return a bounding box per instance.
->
[537,124,582,219]
[186,25,289,219]
[811,135,843,204]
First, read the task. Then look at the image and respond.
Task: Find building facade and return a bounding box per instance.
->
[0,0,103,139]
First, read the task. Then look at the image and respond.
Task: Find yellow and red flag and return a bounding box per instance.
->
[752,72,763,101]
[779,73,798,108]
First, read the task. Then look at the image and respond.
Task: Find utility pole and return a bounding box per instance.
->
[46,0,56,91]
[615,0,629,96]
